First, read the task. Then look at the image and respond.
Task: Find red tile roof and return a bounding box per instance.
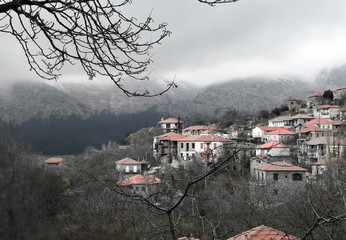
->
[155,132,184,141]
[159,118,183,123]
[259,141,289,149]
[227,225,300,240]
[336,86,346,91]
[265,129,296,135]
[201,129,221,134]
[178,238,200,240]
[256,162,307,172]
[303,118,345,127]
[183,125,216,131]
[116,157,141,165]
[299,126,330,134]
[117,174,161,186]
[312,160,326,166]
[45,157,64,164]
[309,91,323,98]
[314,105,342,109]
[290,114,314,119]
[179,135,232,143]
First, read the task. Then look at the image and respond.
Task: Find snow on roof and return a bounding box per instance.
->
[268,116,292,122]
[259,141,289,149]
[227,225,300,240]
[183,125,216,131]
[257,126,289,131]
[158,118,183,123]
[117,174,161,186]
[255,162,307,172]
[289,114,314,119]
[265,129,296,135]
[45,157,64,164]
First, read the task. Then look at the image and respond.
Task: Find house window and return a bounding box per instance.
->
[214,143,217,149]
[133,165,137,172]
[192,143,195,149]
[181,143,184,148]
[233,166,237,171]
[181,153,183,158]
[125,166,129,172]
[316,133,319,137]
[142,187,145,192]
[201,143,204,149]
[273,173,278,181]
[292,173,302,181]
[273,189,278,195]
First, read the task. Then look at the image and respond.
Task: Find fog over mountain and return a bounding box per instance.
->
[0,64,345,124]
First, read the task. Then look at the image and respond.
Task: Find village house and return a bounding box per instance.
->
[308,91,324,106]
[310,158,345,181]
[117,174,162,197]
[256,141,291,157]
[287,114,314,132]
[268,116,292,128]
[287,98,305,111]
[250,156,270,178]
[45,157,64,166]
[227,225,300,240]
[303,118,345,131]
[158,117,184,133]
[264,128,296,143]
[252,126,289,142]
[182,125,217,136]
[177,135,232,161]
[298,126,331,141]
[300,137,327,163]
[153,132,184,160]
[253,162,307,199]
[313,105,342,119]
[334,86,346,100]
[115,157,149,174]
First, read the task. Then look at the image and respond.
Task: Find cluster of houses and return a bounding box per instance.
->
[110,86,346,202]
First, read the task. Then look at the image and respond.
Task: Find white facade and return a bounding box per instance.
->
[313,107,341,119]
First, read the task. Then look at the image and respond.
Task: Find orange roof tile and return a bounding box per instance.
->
[117,174,161,186]
[314,105,342,109]
[256,162,307,172]
[303,118,345,127]
[179,135,232,143]
[116,157,141,165]
[155,132,185,141]
[299,126,330,134]
[45,157,64,164]
[336,86,346,91]
[159,118,183,123]
[265,129,296,135]
[227,225,300,240]
[259,141,289,149]
[309,92,323,98]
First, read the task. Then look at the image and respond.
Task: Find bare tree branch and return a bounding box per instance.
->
[0,0,173,96]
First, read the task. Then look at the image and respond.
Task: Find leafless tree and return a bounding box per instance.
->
[198,0,239,6]
[0,0,239,96]
[0,0,174,96]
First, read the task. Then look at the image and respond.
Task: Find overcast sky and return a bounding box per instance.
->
[1,0,346,86]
